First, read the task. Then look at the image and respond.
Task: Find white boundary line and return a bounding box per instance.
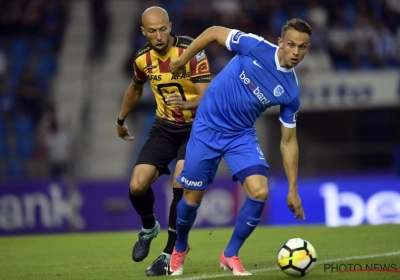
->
[179,250,400,280]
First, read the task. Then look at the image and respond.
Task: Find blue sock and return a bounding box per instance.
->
[224,196,266,257]
[175,198,200,252]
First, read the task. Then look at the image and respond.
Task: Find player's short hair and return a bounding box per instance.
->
[281,18,312,37]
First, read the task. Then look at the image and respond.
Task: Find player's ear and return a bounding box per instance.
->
[278,37,283,49]
[141,26,145,36]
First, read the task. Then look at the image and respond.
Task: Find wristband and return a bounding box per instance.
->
[117,117,125,126]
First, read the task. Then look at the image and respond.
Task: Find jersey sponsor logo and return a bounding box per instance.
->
[195,61,210,74]
[293,111,298,123]
[171,73,190,80]
[232,31,244,43]
[246,222,257,227]
[149,74,162,81]
[180,176,203,187]
[274,85,284,97]
[239,71,270,105]
[195,50,206,62]
[253,60,263,69]
[145,65,156,70]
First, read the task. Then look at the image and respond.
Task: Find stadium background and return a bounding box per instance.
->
[0,0,399,235]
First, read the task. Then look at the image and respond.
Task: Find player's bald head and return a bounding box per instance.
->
[141,6,169,27]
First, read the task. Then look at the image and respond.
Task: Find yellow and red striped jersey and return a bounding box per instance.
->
[133,35,211,126]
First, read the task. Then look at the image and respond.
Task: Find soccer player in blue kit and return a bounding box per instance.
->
[167,18,312,276]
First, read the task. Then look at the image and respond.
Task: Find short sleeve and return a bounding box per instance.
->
[226,29,264,55]
[279,96,300,128]
[132,59,147,85]
[189,50,212,83]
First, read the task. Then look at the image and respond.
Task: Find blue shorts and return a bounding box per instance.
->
[177,120,269,190]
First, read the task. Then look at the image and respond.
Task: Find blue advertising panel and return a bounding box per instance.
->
[1,174,399,235]
[0,177,245,235]
[0,180,71,235]
[78,177,245,232]
[267,175,400,227]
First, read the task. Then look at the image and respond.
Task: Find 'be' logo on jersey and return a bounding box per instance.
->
[274,85,284,97]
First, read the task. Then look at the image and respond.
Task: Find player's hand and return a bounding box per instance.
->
[286,189,305,222]
[169,58,186,76]
[117,124,134,141]
[165,92,185,109]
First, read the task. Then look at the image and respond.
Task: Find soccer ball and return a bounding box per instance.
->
[277,238,317,277]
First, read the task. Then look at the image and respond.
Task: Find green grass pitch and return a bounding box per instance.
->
[1,224,399,280]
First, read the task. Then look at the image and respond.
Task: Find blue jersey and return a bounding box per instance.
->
[196,30,300,132]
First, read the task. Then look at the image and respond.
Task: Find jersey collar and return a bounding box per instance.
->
[171,34,178,46]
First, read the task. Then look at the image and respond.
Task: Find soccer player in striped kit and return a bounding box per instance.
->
[116,6,211,276]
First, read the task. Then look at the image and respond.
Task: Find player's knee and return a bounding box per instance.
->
[129,180,149,196]
[183,189,204,205]
[249,187,269,201]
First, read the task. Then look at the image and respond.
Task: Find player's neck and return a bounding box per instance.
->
[277,49,292,70]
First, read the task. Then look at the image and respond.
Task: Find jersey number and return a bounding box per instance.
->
[157,83,187,103]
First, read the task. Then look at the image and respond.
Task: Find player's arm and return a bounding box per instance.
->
[184,82,209,109]
[165,82,209,110]
[280,125,305,221]
[118,80,144,120]
[116,81,144,141]
[169,26,231,75]
[280,125,298,191]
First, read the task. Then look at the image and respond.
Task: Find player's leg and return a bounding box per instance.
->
[144,123,191,275]
[145,160,184,276]
[169,122,222,276]
[129,163,160,262]
[130,121,178,263]
[168,188,205,276]
[162,145,187,255]
[174,188,204,251]
[224,174,268,256]
[175,122,222,253]
[220,132,269,275]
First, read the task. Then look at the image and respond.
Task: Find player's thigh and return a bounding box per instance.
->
[177,123,223,190]
[172,160,184,188]
[135,124,179,176]
[171,136,189,188]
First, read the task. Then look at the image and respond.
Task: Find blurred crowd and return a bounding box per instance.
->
[125,0,400,76]
[0,0,69,180]
[1,0,399,181]
[123,0,400,176]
